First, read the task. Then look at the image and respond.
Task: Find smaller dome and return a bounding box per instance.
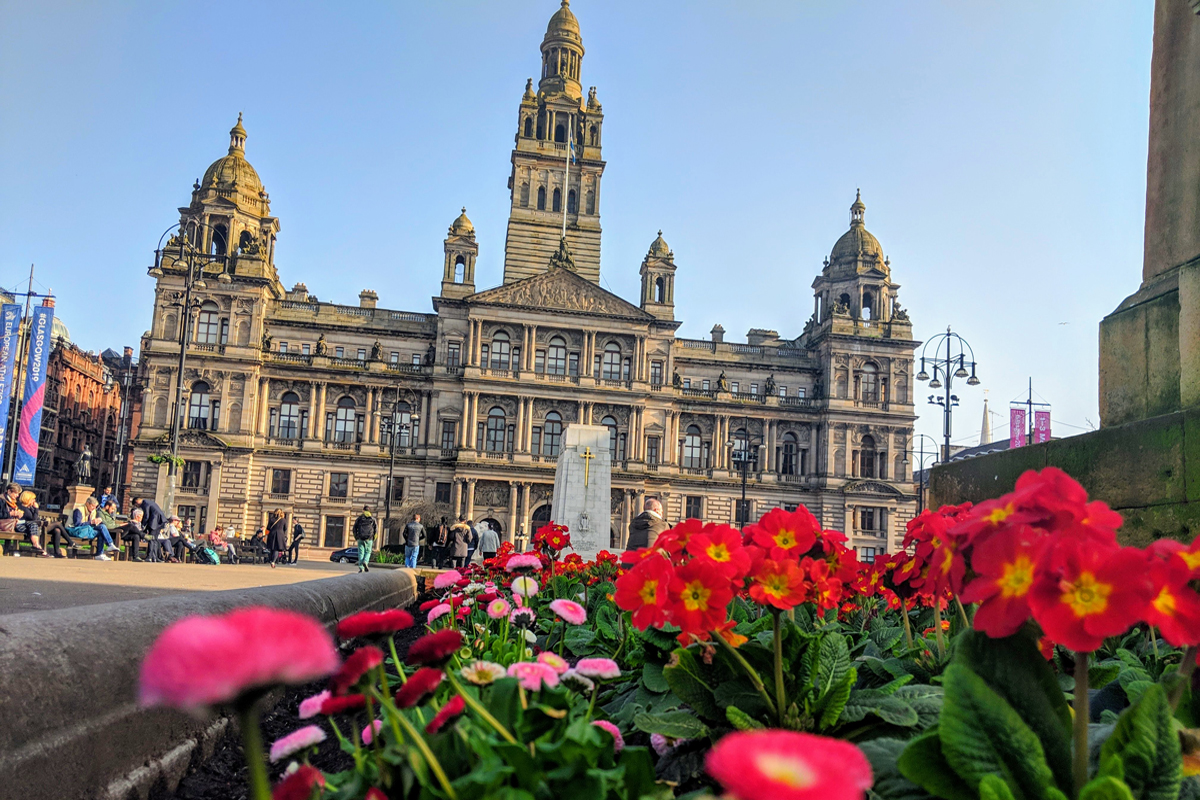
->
[200,114,264,199]
[828,190,884,265]
[648,230,670,257]
[546,0,580,38]
[449,207,474,235]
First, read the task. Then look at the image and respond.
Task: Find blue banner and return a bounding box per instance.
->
[0,304,22,471]
[13,304,54,486]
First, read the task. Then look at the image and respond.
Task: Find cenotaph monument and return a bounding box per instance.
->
[550,424,611,560]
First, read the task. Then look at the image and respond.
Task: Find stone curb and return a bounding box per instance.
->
[0,569,417,800]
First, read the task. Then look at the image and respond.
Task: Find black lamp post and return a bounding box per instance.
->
[725,419,764,528]
[915,326,980,462]
[382,391,420,543]
[148,224,231,516]
[902,433,940,514]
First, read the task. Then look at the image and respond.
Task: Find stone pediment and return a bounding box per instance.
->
[841,479,905,496]
[178,430,229,449]
[469,267,651,319]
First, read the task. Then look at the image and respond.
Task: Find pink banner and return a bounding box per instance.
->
[1033,410,1051,443]
[1010,408,1027,448]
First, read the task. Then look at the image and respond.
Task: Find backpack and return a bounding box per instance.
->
[194,545,220,565]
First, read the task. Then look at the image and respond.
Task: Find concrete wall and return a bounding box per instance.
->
[0,570,417,800]
[928,408,1200,547]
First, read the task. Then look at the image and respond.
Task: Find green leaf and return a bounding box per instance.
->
[841,692,920,727]
[897,730,977,800]
[1089,664,1122,688]
[952,629,1074,796]
[564,626,597,656]
[895,685,944,731]
[726,705,766,731]
[663,648,722,721]
[980,774,1018,800]
[617,746,659,800]
[859,738,938,800]
[486,678,523,728]
[939,663,1060,800]
[1123,680,1156,706]
[632,710,710,740]
[1079,777,1136,800]
[816,633,852,698]
[642,662,669,694]
[818,666,857,729]
[713,680,771,719]
[1099,684,1182,800]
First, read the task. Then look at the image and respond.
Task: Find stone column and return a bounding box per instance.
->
[507,482,518,543]
[620,489,632,548]
[520,483,532,539]
[257,378,270,436]
[306,381,320,440]
[766,420,776,473]
[465,478,476,521]
[528,325,537,371]
[366,387,378,443]
[451,479,463,519]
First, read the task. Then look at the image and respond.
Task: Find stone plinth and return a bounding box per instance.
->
[64,483,96,520]
[550,424,612,560]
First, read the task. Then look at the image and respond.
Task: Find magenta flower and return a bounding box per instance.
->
[433,570,462,590]
[486,598,511,619]
[269,724,327,763]
[549,598,587,625]
[139,607,339,713]
[297,689,331,720]
[507,661,561,691]
[537,651,570,674]
[510,607,537,627]
[505,553,543,572]
[575,658,621,680]
[328,645,384,695]
[361,718,383,745]
[592,719,625,753]
[427,603,452,623]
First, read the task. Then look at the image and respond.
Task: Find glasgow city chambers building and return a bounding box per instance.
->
[130,1,920,559]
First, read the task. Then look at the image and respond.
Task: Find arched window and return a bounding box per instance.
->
[602,415,618,461]
[567,190,577,214]
[862,291,874,321]
[387,401,415,448]
[586,189,595,215]
[731,428,751,467]
[454,256,466,283]
[520,182,530,207]
[654,276,665,303]
[536,115,545,139]
[523,117,533,138]
[554,124,566,143]
[537,186,546,211]
[486,407,507,452]
[279,392,300,439]
[333,397,357,443]
[859,434,877,478]
[210,224,228,257]
[490,331,511,369]
[781,432,798,475]
[838,292,851,310]
[187,382,212,430]
[682,425,703,469]
[546,336,567,375]
[552,188,562,213]
[860,363,879,403]
[235,320,250,346]
[543,411,563,457]
[163,312,178,342]
[196,301,221,344]
[589,125,597,145]
[601,342,622,380]
[152,396,167,427]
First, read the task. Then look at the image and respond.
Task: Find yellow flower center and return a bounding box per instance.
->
[985,503,1015,525]
[755,753,815,789]
[638,579,660,605]
[682,580,712,612]
[706,542,731,562]
[938,547,955,576]
[774,529,797,548]
[760,572,789,598]
[997,554,1035,598]
[1179,550,1200,571]
[1062,571,1111,617]
[1152,586,1176,616]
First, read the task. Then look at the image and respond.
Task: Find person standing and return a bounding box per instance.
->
[287,522,305,564]
[449,517,470,568]
[402,513,425,569]
[352,505,377,573]
[132,496,166,550]
[466,519,479,564]
[430,517,449,568]
[626,497,669,550]
[99,485,117,510]
[478,522,500,562]
[267,508,288,568]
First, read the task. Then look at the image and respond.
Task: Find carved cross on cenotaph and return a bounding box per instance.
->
[581,447,595,487]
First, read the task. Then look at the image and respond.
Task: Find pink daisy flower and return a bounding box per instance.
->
[575,657,621,680]
[505,553,543,572]
[297,690,331,720]
[549,598,587,625]
[486,598,511,619]
[592,719,624,753]
[433,570,463,590]
[427,603,452,623]
[537,651,570,674]
[361,719,383,745]
[269,724,326,763]
[507,661,560,691]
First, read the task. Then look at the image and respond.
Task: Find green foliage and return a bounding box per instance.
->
[1097,684,1182,800]
[632,710,710,740]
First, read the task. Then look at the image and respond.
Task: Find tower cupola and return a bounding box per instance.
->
[640,230,677,321]
[441,207,478,299]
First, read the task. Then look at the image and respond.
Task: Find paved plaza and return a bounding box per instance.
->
[0,557,364,614]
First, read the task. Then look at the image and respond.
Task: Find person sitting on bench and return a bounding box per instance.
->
[67,496,119,560]
[123,508,148,561]
[17,491,68,558]
[207,526,239,564]
[1,482,45,557]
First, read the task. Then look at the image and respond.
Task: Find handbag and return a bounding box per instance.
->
[0,518,16,532]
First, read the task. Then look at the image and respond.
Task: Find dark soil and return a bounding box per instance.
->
[156,594,431,800]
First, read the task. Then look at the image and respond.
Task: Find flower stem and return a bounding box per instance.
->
[1149,625,1159,660]
[557,618,566,658]
[773,611,787,727]
[364,694,384,775]
[932,603,946,660]
[714,628,777,717]
[446,672,518,743]
[955,596,971,629]
[1073,651,1090,793]
[900,598,914,652]
[389,638,408,685]
[390,698,459,800]
[587,683,599,720]
[237,706,272,800]
[1168,645,1198,710]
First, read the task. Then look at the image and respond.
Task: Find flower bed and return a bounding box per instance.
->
[139,468,1200,800]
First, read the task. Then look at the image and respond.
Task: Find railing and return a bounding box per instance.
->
[680,387,717,399]
[778,473,807,483]
[536,372,578,384]
[682,466,712,477]
[730,391,767,403]
[270,351,314,366]
[440,448,457,459]
[855,399,888,410]
[389,311,428,323]
[329,357,367,369]
[177,485,209,495]
[677,339,716,351]
[481,368,515,379]
[779,396,819,409]
[599,379,630,389]
[325,495,348,504]
[265,436,302,447]
[276,300,435,326]
[484,451,513,461]
[326,440,356,451]
[387,362,425,374]
[267,492,291,502]
[443,365,464,376]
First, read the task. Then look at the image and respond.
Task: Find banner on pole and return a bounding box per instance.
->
[13,305,54,486]
[1010,408,1027,448]
[0,305,22,471]
[1033,410,1051,444]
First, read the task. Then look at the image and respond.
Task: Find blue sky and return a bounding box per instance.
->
[0,1,1153,450]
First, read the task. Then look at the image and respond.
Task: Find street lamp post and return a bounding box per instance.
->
[902,433,940,514]
[382,391,420,544]
[148,225,230,517]
[725,420,764,528]
[915,326,980,462]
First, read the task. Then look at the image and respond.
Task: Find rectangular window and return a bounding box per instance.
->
[779,386,787,397]
[531,426,542,455]
[389,351,399,363]
[568,353,579,377]
[683,378,691,389]
[323,516,346,548]
[646,436,660,465]
[302,343,311,356]
[219,319,229,345]
[435,482,451,504]
[731,381,739,394]
[480,344,489,366]
[860,546,877,563]
[329,472,348,498]
[476,422,485,450]
[440,420,456,450]
[358,348,367,361]
[750,383,759,395]
[622,357,632,381]
[650,361,663,385]
[412,353,421,366]
[181,460,204,488]
[335,346,344,358]
[279,342,288,353]
[797,387,806,398]
[685,496,703,520]
[446,342,461,368]
[859,508,877,532]
[271,468,291,495]
[701,379,710,391]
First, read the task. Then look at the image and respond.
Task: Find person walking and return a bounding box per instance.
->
[287,522,305,564]
[402,513,425,569]
[466,519,479,564]
[626,497,669,550]
[267,509,288,568]
[478,521,500,562]
[449,517,470,569]
[431,516,449,568]
[352,506,377,573]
